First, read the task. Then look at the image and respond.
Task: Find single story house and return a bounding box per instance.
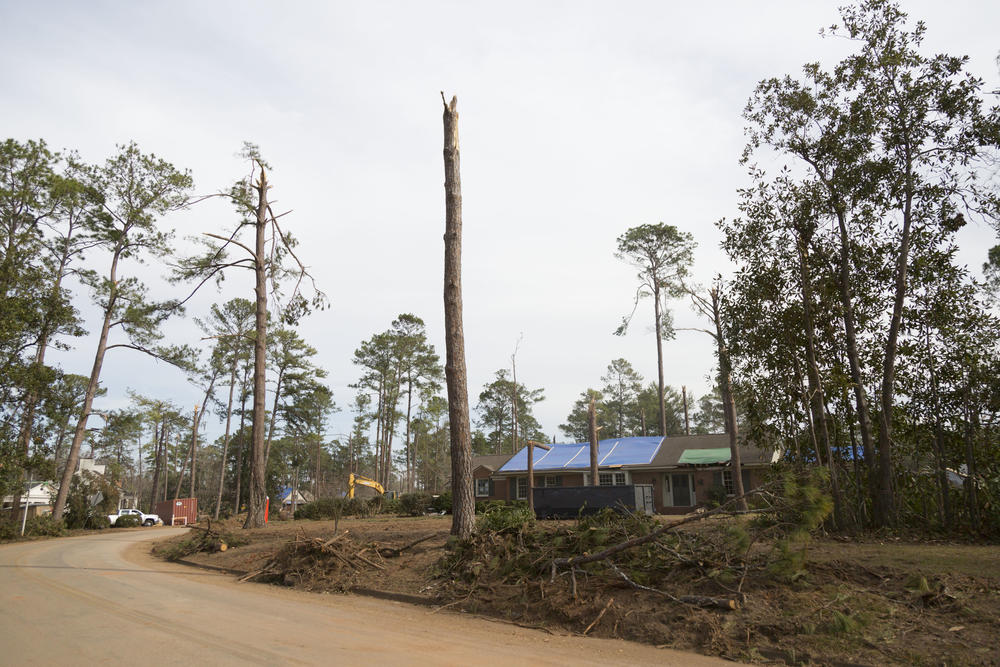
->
[471,453,515,500]
[472,434,780,514]
[1,481,58,519]
[276,486,314,514]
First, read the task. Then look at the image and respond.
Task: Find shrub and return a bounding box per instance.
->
[375,496,398,515]
[476,503,535,534]
[64,472,119,530]
[707,484,728,508]
[430,491,452,514]
[296,497,342,520]
[0,520,19,541]
[113,514,142,528]
[398,493,433,517]
[294,497,371,520]
[476,500,506,514]
[25,516,64,537]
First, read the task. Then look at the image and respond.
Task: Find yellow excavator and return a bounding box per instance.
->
[347,473,385,499]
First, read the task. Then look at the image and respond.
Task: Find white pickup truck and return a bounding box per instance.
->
[108,508,161,526]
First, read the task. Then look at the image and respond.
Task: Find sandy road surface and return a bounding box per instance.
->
[0,528,728,666]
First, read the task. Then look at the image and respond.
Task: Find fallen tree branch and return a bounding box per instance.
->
[608,562,740,611]
[549,483,773,573]
[583,597,614,635]
[376,533,443,558]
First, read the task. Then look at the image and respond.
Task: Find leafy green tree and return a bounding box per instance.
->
[263,326,326,468]
[615,223,695,437]
[0,141,91,518]
[196,298,255,518]
[53,143,193,519]
[560,389,604,442]
[281,379,336,500]
[692,387,726,435]
[743,0,1000,527]
[388,314,442,492]
[352,314,442,490]
[600,359,643,438]
[475,369,545,454]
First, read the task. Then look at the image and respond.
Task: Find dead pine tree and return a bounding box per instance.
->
[441,93,475,539]
[173,145,326,529]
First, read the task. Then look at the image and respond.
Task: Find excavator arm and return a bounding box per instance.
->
[348,473,385,498]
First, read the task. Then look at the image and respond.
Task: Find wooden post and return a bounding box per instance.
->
[682,386,690,436]
[588,398,600,486]
[525,440,551,516]
[442,93,475,539]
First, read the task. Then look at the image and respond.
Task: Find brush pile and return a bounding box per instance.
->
[243,530,440,591]
[435,474,836,643]
[155,520,248,561]
[440,508,752,611]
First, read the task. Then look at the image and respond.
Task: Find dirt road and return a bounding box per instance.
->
[0,528,727,665]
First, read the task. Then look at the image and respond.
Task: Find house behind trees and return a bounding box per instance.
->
[472,434,778,514]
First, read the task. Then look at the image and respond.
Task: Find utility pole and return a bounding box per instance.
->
[682,386,690,436]
[525,440,551,516]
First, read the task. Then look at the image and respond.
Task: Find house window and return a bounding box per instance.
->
[594,472,627,487]
[516,477,529,499]
[543,475,562,488]
[475,478,491,497]
[713,469,753,496]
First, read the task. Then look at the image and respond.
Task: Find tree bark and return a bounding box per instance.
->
[52,251,121,519]
[12,225,74,523]
[875,194,912,528]
[511,355,519,457]
[925,329,952,529]
[233,366,250,515]
[215,361,239,519]
[147,418,165,512]
[710,288,747,511]
[244,167,270,529]
[795,235,844,529]
[653,285,667,437]
[962,385,981,532]
[588,398,599,486]
[833,208,878,525]
[263,356,288,475]
[442,94,474,539]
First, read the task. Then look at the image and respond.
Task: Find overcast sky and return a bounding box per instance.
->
[3,1,998,448]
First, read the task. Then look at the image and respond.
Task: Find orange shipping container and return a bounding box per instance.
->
[155,498,198,525]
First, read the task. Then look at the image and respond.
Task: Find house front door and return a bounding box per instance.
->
[671,473,692,507]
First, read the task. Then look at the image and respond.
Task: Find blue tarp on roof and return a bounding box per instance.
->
[498,436,664,473]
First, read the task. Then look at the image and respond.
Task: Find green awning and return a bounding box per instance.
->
[677,448,732,465]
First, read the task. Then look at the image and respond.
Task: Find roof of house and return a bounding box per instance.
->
[472,453,515,472]
[650,434,778,467]
[276,486,313,504]
[498,436,664,474]
[488,434,779,475]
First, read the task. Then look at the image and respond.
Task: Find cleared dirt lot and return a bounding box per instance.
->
[0,526,724,666]
[162,514,1000,665]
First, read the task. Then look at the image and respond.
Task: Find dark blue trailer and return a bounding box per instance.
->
[532,484,654,519]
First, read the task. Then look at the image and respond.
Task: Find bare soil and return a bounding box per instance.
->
[155,515,1000,665]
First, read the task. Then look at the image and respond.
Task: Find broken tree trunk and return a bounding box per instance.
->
[442,93,474,540]
[244,165,270,529]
